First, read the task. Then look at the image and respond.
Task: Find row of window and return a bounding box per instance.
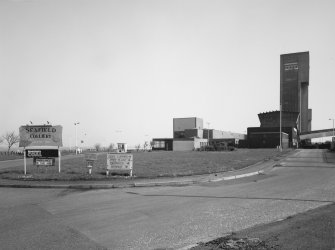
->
[284,64,299,70]
[153,141,165,148]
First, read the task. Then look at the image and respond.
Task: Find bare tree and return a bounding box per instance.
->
[94,143,101,152]
[135,144,141,152]
[2,131,20,153]
[150,140,155,149]
[143,141,148,151]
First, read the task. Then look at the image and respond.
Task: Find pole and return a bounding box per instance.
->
[207,122,210,147]
[75,124,78,155]
[207,122,210,139]
[58,146,61,173]
[74,122,80,154]
[24,147,26,175]
[280,104,282,151]
[333,119,334,137]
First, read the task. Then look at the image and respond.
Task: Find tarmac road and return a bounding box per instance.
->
[1,149,335,250]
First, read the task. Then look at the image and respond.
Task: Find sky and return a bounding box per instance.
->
[1,0,335,148]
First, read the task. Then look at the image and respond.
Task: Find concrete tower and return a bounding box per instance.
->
[280,52,312,133]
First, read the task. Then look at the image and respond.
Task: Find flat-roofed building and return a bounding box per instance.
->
[173,117,203,138]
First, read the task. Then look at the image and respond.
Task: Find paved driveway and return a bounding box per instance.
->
[1,149,335,249]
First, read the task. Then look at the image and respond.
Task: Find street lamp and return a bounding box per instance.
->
[74,122,80,154]
[279,104,282,151]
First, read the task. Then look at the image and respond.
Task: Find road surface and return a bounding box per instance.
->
[1,149,335,249]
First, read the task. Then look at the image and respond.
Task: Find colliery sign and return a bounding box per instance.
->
[19,125,63,147]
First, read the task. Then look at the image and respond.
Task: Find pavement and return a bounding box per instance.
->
[0,150,295,189]
[1,149,334,249]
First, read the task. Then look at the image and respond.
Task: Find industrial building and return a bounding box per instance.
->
[153,117,246,151]
[154,52,313,150]
[248,51,311,148]
[247,127,296,148]
[280,51,312,133]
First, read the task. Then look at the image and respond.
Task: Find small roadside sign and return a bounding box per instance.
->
[36,158,53,166]
[85,153,98,174]
[26,149,59,158]
[106,153,133,176]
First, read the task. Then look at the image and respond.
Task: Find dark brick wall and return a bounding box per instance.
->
[248,127,297,148]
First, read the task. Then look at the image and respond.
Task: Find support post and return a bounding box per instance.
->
[24,147,27,175]
[279,104,282,151]
[58,147,61,173]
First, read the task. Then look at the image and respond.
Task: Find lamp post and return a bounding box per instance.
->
[279,104,282,151]
[207,122,210,146]
[74,122,80,154]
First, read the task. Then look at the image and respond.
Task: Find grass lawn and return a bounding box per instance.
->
[0,154,23,161]
[0,149,291,181]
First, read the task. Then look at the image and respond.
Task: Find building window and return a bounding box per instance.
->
[154,141,165,148]
[284,63,298,71]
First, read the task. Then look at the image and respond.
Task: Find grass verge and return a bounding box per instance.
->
[0,149,291,181]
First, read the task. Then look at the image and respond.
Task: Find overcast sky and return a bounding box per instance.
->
[1,0,335,147]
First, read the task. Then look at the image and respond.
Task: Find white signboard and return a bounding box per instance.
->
[107,153,133,175]
[19,125,63,147]
[36,158,53,166]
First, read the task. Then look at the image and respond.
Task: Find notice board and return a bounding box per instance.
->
[107,153,133,171]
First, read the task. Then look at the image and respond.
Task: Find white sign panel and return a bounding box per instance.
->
[36,158,53,166]
[107,153,133,171]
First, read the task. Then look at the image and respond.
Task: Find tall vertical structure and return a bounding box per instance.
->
[280,52,312,133]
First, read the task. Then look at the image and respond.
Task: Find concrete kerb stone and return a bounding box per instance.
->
[0,150,294,189]
[209,170,265,183]
[0,170,266,190]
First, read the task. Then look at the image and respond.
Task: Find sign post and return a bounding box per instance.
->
[85,153,98,174]
[23,147,27,175]
[58,146,61,173]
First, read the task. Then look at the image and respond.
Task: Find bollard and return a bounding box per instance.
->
[88,164,92,175]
